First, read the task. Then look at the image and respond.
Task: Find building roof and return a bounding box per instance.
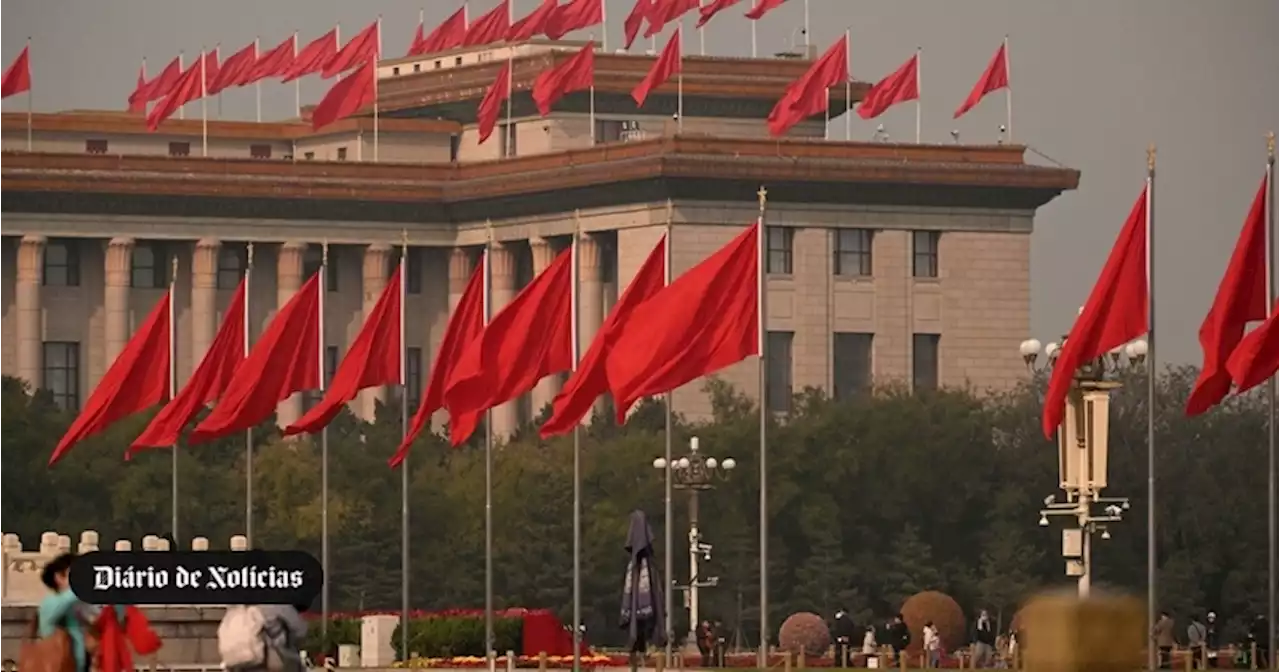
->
[0,110,461,140]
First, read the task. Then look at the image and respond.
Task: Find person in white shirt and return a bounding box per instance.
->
[922,621,941,668]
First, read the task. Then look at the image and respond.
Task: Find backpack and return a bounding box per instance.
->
[218,605,267,669]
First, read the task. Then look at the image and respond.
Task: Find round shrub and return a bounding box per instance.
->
[778,612,831,655]
[900,591,966,655]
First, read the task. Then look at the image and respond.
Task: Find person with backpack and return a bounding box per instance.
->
[219,603,308,671]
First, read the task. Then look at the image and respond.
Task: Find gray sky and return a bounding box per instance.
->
[3,0,1277,364]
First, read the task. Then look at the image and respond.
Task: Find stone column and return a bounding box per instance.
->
[577,234,606,421]
[360,243,394,420]
[489,243,519,440]
[448,247,475,311]
[104,238,135,365]
[191,239,220,366]
[16,235,45,388]
[276,241,308,429]
[528,236,562,417]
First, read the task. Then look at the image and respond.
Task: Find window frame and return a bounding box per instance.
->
[131,242,170,289]
[43,341,81,411]
[43,240,81,287]
[249,144,273,160]
[168,141,191,157]
[303,245,340,292]
[834,228,874,277]
[85,139,108,154]
[766,226,794,275]
[912,230,940,279]
[216,244,247,290]
[765,330,794,412]
[832,332,874,398]
[912,333,941,392]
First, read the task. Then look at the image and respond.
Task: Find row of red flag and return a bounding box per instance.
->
[1042,169,1277,438]
[49,222,765,469]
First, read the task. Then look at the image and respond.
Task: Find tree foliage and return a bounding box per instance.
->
[1,367,1271,646]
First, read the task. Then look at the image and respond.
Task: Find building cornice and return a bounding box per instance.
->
[0,111,461,140]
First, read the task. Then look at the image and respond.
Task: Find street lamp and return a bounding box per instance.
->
[1020,333,1145,598]
[653,437,735,655]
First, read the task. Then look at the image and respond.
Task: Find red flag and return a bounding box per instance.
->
[767,35,848,136]
[131,56,182,109]
[130,279,246,454]
[856,53,919,119]
[697,0,744,27]
[189,273,322,445]
[49,291,172,466]
[1186,178,1270,415]
[203,49,222,92]
[287,264,401,435]
[312,60,376,130]
[533,43,595,116]
[632,31,680,107]
[546,0,604,40]
[146,56,206,131]
[1227,304,1278,394]
[606,224,759,420]
[1042,187,1149,438]
[954,41,1009,118]
[282,28,339,82]
[464,1,511,47]
[744,0,786,20]
[1,45,31,99]
[410,6,468,55]
[246,35,296,82]
[128,63,148,113]
[477,60,511,144]
[541,237,667,438]
[623,0,655,49]
[443,249,574,446]
[508,0,558,41]
[390,255,487,467]
[207,41,257,95]
[645,0,699,38]
[323,20,379,78]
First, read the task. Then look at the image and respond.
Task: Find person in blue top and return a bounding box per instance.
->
[36,552,91,672]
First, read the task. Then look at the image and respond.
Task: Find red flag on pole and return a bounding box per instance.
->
[954,41,1009,118]
[131,56,182,109]
[632,31,680,107]
[623,0,655,49]
[1227,303,1279,394]
[766,35,848,136]
[323,20,379,78]
[856,53,919,119]
[697,0,744,27]
[189,273,322,445]
[605,224,760,420]
[390,254,487,467]
[477,60,511,144]
[146,55,205,131]
[541,236,668,438]
[1186,177,1270,415]
[744,0,786,20]
[130,279,247,453]
[49,291,173,466]
[409,6,468,56]
[645,0,699,38]
[464,1,512,47]
[207,42,258,95]
[202,48,222,92]
[546,0,604,40]
[312,60,376,130]
[246,35,296,82]
[508,0,558,41]
[286,264,402,435]
[443,248,574,446]
[282,28,339,82]
[128,63,148,113]
[1042,187,1149,438]
[532,43,595,116]
[1,46,31,98]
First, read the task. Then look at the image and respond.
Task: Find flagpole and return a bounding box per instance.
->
[294,32,301,118]
[915,47,922,144]
[245,243,255,547]
[1144,145,1157,672]
[697,1,705,56]
[200,48,208,157]
[504,44,513,157]
[750,1,757,58]
[802,0,810,50]
[1266,132,1277,665]
[320,240,331,647]
[662,200,675,668]
[375,16,383,162]
[843,30,851,142]
[676,25,683,135]
[1003,35,1012,143]
[25,38,32,151]
[400,230,412,663]
[483,221,496,672]
[571,215,583,672]
[178,51,185,120]
[600,0,608,52]
[756,185,769,669]
[254,39,262,123]
[169,255,180,545]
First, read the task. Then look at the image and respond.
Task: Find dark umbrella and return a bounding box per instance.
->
[621,509,667,666]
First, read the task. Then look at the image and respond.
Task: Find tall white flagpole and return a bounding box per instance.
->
[915,47,922,144]
[571,215,583,672]
[169,255,179,544]
[244,243,255,547]
[843,30,851,142]
[1266,133,1278,670]
[178,51,185,119]
[750,1,758,58]
[1144,146,1157,672]
[399,231,411,662]
[375,16,383,162]
[600,0,608,52]
[676,25,683,134]
[25,38,32,151]
[294,32,301,118]
[200,49,208,157]
[505,9,514,157]
[803,0,810,50]
[662,200,675,667]
[588,38,597,145]
[697,1,705,55]
[254,39,263,123]
[755,186,770,669]
[320,240,331,648]
[1004,35,1013,143]
[483,222,495,672]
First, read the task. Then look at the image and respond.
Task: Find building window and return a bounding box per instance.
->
[434,60,442,69]
[304,244,340,292]
[833,332,873,398]
[168,142,190,157]
[406,347,424,410]
[392,66,401,76]
[766,331,794,412]
[85,139,108,154]
[413,63,421,73]
[834,229,873,277]
[912,230,940,278]
[336,147,348,161]
[912,333,940,391]
[454,57,463,66]
[766,227,793,275]
[43,341,80,411]
[250,144,272,159]
[216,244,247,290]
[449,135,461,162]
[499,123,517,158]
[131,242,171,289]
[304,151,315,161]
[43,240,80,287]
[392,247,425,295]
[595,119,624,144]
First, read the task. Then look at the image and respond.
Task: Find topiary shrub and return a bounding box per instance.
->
[778,612,831,656]
[900,591,966,655]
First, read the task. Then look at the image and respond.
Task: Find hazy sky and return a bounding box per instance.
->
[3,0,1277,364]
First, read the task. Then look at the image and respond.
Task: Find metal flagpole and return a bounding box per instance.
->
[915,47,922,144]
[484,222,496,672]
[178,51,185,120]
[25,38,31,151]
[755,186,769,668]
[571,216,583,672]
[697,1,705,56]
[676,25,683,134]
[504,32,514,157]
[750,1,757,58]
[1265,132,1277,667]
[662,200,675,667]
[843,31,850,141]
[320,241,331,646]
[293,32,301,118]
[245,243,256,546]
[1003,35,1012,143]
[400,231,412,662]
[802,0,810,50]
[169,255,180,545]
[254,39,262,123]
[600,0,608,52]
[200,49,208,157]
[374,16,382,162]
[1144,145,1157,672]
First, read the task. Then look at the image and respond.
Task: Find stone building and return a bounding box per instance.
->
[0,40,1078,441]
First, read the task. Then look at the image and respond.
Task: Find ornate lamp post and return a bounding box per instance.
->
[653,437,736,654]
[1021,335,1147,597]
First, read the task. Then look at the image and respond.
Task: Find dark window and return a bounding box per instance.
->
[434,60,442,69]
[392,66,401,76]
[168,142,190,157]
[304,151,315,161]
[216,244,247,290]
[85,139,108,154]
[766,227,793,274]
[833,332,873,398]
[449,135,461,162]
[595,119,624,144]
[336,147,348,161]
[454,56,463,66]
[43,341,80,411]
[303,346,340,410]
[912,333,940,391]
[406,347,424,410]
[304,244,340,292]
[912,230,940,278]
[766,331,794,412]
[600,236,617,285]
[413,63,421,73]
[250,144,272,159]
[392,247,425,295]
[834,229,873,277]
[131,242,169,289]
[43,240,80,287]
[499,123,517,158]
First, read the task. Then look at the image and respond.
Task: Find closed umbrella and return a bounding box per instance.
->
[621,509,666,670]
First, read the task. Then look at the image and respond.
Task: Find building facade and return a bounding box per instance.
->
[0,41,1078,441]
